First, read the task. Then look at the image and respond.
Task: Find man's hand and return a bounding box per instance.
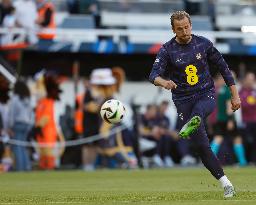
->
[231,95,241,112]
[162,80,177,90]
[229,85,241,112]
[154,77,177,90]
[229,84,241,112]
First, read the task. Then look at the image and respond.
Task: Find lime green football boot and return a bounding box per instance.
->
[179,116,201,139]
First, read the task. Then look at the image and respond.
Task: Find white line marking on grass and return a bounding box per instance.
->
[1,200,256,204]
[201,200,256,202]
[0,203,88,204]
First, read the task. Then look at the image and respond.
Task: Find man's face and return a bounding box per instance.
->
[147,106,157,118]
[244,73,255,88]
[172,17,192,44]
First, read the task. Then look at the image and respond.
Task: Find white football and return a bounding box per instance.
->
[100,99,126,124]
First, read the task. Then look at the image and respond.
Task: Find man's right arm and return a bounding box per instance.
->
[154,76,177,90]
[149,46,177,90]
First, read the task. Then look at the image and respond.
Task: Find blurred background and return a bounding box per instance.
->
[0,0,256,172]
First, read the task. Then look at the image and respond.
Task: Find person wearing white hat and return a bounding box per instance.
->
[81,68,116,171]
[82,67,138,170]
[90,68,116,86]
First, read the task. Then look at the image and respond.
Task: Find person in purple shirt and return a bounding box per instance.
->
[239,72,256,163]
[149,11,241,198]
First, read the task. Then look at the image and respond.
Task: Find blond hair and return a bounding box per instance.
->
[170,11,191,28]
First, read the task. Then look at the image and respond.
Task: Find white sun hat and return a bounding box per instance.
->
[90,68,116,85]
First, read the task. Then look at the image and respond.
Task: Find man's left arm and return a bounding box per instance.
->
[207,42,235,87]
[207,41,241,111]
[229,85,241,112]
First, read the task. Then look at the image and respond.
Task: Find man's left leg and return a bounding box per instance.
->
[190,94,235,198]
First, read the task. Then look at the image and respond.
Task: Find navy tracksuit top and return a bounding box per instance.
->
[149,34,235,102]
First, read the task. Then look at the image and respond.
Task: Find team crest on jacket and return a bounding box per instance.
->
[196,53,201,60]
[154,58,160,63]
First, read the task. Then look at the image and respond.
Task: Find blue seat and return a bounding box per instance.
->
[93,39,118,53]
[59,15,95,29]
[191,16,213,31]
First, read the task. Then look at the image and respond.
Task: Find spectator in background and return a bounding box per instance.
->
[81,69,105,171]
[156,100,177,167]
[210,73,247,166]
[139,104,166,167]
[158,100,197,166]
[35,0,56,42]
[82,68,137,170]
[8,80,34,171]
[13,0,38,44]
[0,74,10,139]
[79,0,100,28]
[59,105,74,141]
[79,0,99,14]
[239,72,256,163]
[66,0,79,14]
[207,0,216,29]
[74,93,84,137]
[111,67,133,129]
[184,0,200,15]
[30,69,47,107]
[0,5,16,46]
[35,73,65,170]
[207,74,224,137]
[1,5,15,27]
[0,74,12,172]
[0,0,13,25]
[97,68,137,169]
[82,68,118,170]
[0,112,3,166]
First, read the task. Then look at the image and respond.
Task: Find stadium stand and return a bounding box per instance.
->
[2,0,256,55]
[59,15,95,29]
[98,0,185,13]
[1,0,256,61]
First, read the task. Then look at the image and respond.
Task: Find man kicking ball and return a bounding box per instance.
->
[149,11,240,198]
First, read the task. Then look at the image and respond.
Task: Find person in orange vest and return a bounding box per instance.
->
[74,79,90,136]
[74,93,84,136]
[0,74,12,172]
[35,0,56,41]
[35,73,65,170]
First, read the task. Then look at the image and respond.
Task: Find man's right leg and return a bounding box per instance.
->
[176,99,198,166]
[179,116,201,138]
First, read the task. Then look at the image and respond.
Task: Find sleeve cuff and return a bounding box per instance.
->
[149,74,158,85]
[227,81,235,87]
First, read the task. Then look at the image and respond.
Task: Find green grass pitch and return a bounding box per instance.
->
[0,167,255,205]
